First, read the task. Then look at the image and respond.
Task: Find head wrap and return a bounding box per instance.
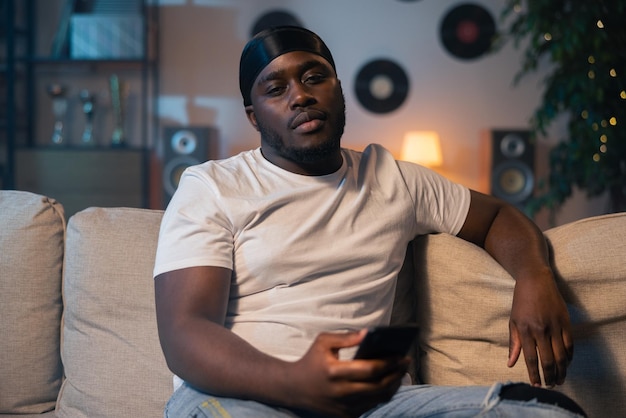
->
[239,26,336,106]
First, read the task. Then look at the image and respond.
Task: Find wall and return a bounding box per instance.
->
[32,0,611,228]
[156,0,611,229]
[159,0,533,192]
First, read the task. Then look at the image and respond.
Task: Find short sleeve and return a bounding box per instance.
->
[153,167,234,278]
[397,160,470,237]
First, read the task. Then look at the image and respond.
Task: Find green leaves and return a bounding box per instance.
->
[497,0,626,217]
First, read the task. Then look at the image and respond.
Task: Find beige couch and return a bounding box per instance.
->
[1,190,624,417]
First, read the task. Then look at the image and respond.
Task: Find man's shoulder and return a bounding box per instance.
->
[342,143,395,165]
[188,148,259,176]
[342,143,392,157]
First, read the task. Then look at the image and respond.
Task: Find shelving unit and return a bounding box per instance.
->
[1,0,159,217]
[1,0,33,189]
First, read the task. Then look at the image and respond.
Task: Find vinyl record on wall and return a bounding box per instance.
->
[439,3,496,60]
[354,59,410,114]
[250,10,303,37]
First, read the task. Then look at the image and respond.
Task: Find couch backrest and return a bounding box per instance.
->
[0,191,65,414]
[55,207,172,418]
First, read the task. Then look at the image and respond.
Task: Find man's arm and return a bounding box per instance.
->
[154,266,409,417]
[456,190,573,387]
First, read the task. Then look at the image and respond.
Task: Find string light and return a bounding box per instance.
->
[588,56,595,64]
[593,153,601,162]
[609,117,618,126]
[610,69,617,77]
[588,70,595,79]
[544,33,552,41]
[597,20,604,28]
[620,91,626,100]
[600,134,608,143]
[581,110,589,119]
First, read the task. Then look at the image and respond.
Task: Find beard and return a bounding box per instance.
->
[258,93,346,164]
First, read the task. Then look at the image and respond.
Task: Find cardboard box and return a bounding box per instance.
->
[70,14,144,59]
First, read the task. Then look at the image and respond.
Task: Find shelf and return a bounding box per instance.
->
[0,27,29,37]
[29,57,150,65]
[17,145,148,152]
[2,0,159,204]
[15,147,146,218]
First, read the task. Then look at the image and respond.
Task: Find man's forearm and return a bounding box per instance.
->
[160,316,299,407]
[482,204,552,282]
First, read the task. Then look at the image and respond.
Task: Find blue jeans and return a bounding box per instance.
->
[164,382,586,417]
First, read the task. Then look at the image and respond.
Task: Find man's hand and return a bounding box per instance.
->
[507,271,574,387]
[289,330,410,418]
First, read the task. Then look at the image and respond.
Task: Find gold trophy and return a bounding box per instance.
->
[47,84,68,145]
[80,89,96,146]
[109,74,128,147]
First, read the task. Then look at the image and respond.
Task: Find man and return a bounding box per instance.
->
[154,26,586,417]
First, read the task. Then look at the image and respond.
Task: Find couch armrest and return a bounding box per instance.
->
[413,213,626,418]
[0,191,65,414]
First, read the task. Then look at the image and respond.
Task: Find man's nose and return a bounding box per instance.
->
[289,82,316,108]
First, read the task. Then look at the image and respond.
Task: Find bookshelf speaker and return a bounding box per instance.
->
[491,130,535,209]
[162,126,217,206]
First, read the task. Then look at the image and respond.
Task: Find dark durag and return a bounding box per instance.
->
[239,26,336,106]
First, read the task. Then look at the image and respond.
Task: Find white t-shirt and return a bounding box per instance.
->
[154,143,470,362]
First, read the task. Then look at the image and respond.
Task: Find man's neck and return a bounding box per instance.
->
[260,148,343,176]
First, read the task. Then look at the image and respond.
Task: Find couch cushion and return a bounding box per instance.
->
[414,212,626,418]
[56,207,172,418]
[543,213,626,417]
[0,191,65,414]
[413,232,525,385]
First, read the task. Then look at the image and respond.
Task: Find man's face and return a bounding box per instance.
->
[246,51,346,168]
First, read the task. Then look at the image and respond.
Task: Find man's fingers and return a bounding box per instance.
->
[511,324,543,386]
[551,326,574,385]
[535,338,557,387]
[551,335,569,385]
[517,325,573,387]
[318,329,367,352]
[507,325,522,368]
[518,331,542,386]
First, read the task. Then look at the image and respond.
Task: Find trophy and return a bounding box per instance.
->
[47,84,68,145]
[79,89,96,146]
[109,74,127,147]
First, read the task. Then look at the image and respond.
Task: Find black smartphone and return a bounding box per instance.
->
[353,324,420,360]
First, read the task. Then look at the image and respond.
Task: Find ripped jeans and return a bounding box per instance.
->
[164,381,586,417]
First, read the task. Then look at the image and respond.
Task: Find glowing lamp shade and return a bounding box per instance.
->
[401,131,443,167]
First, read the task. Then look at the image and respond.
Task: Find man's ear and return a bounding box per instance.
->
[245,106,260,131]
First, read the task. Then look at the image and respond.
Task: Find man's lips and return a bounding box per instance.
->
[289,109,327,130]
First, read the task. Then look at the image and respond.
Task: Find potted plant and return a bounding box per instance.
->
[497,0,626,218]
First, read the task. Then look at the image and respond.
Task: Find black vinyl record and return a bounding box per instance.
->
[250,10,303,37]
[354,59,410,114]
[439,3,496,60]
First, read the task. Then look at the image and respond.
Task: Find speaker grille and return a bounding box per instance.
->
[491,130,535,209]
[162,126,218,207]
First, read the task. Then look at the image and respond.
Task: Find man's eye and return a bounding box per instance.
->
[266,85,284,96]
[304,74,325,84]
